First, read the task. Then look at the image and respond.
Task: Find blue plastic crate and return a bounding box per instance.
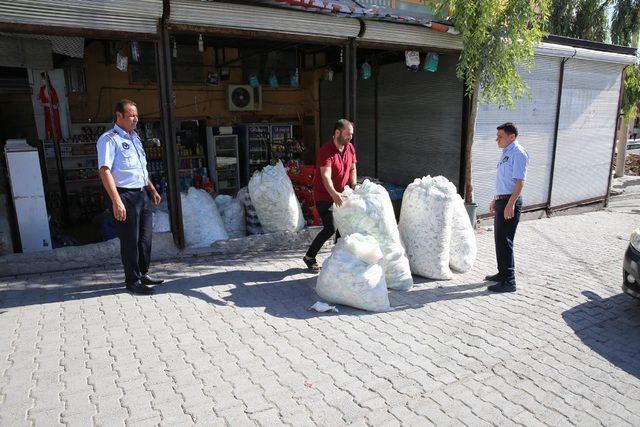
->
[381,182,405,201]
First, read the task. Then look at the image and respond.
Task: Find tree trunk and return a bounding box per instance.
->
[464,88,479,203]
[615,116,629,178]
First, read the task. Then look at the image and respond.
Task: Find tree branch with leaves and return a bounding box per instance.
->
[432,0,550,203]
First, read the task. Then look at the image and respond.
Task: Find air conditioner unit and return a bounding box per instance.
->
[227,84,262,112]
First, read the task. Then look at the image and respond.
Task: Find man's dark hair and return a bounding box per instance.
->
[114,99,137,118]
[334,119,353,132]
[497,122,518,137]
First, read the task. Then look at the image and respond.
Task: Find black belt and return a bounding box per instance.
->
[117,187,144,193]
[495,194,512,200]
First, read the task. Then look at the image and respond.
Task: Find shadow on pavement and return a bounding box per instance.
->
[563,290,640,379]
[0,265,491,319]
[0,281,128,310]
[160,269,489,318]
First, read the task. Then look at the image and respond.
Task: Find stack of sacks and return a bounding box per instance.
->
[248,161,305,233]
[215,195,246,239]
[399,176,476,279]
[181,187,228,247]
[333,179,413,291]
[316,233,390,312]
[237,187,263,235]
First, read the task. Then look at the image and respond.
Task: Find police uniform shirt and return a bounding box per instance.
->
[97,124,148,189]
[496,140,529,196]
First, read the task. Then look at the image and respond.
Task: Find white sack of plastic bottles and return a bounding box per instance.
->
[399,176,455,279]
[181,187,228,247]
[215,194,246,239]
[449,194,477,273]
[316,233,390,312]
[332,179,413,291]
[248,161,304,233]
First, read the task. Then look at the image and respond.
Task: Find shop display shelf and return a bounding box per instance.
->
[61,154,97,158]
[44,142,97,146]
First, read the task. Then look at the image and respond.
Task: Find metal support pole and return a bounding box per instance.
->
[546,58,566,211]
[156,8,185,249]
[342,42,351,120]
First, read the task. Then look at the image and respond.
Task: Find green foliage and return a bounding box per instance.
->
[622,65,640,118]
[572,0,611,42]
[547,0,611,42]
[611,0,640,45]
[548,0,578,36]
[434,0,550,108]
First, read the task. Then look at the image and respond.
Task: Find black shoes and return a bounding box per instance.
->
[484,273,503,282]
[487,281,517,293]
[126,281,154,295]
[303,256,321,272]
[141,274,164,285]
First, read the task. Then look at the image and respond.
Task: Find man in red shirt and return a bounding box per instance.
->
[303,119,357,271]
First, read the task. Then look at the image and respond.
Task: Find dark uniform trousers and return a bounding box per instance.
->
[494,196,522,282]
[306,200,340,259]
[112,188,153,284]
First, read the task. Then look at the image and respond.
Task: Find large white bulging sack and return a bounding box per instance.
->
[449,194,477,273]
[333,180,413,290]
[399,176,455,280]
[215,195,246,239]
[237,186,262,235]
[248,161,304,233]
[316,234,390,312]
[181,187,228,247]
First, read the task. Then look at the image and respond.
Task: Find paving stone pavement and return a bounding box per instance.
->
[2,192,640,426]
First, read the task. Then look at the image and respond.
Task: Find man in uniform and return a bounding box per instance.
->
[97,100,164,294]
[303,119,357,271]
[486,122,529,293]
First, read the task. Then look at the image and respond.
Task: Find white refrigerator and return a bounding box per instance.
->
[5,139,52,252]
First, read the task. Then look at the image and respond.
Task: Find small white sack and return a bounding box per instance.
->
[215,194,246,239]
[152,211,171,233]
[181,187,228,248]
[308,302,339,313]
[333,180,413,290]
[316,234,390,312]
[399,176,455,280]
[248,161,304,233]
[449,194,477,273]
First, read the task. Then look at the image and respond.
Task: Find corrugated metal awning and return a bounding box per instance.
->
[0,0,163,36]
[170,0,461,49]
[360,20,462,50]
[536,42,637,65]
[170,0,361,40]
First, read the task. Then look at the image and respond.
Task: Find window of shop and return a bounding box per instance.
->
[172,43,204,84]
[130,42,203,85]
[130,42,157,84]
[241,49,298,87]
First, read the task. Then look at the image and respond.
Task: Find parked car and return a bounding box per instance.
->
[623,228,640,298]
[627,139,640,150]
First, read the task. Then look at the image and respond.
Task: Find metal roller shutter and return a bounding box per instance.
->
[473,55,562,215]
[355,78,376,177]
[550,59,624,208]
[0,0,162,35]
[170,0,361,40]
[377,55,464,187]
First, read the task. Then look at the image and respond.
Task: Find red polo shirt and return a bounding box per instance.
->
[313,138,357,202]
